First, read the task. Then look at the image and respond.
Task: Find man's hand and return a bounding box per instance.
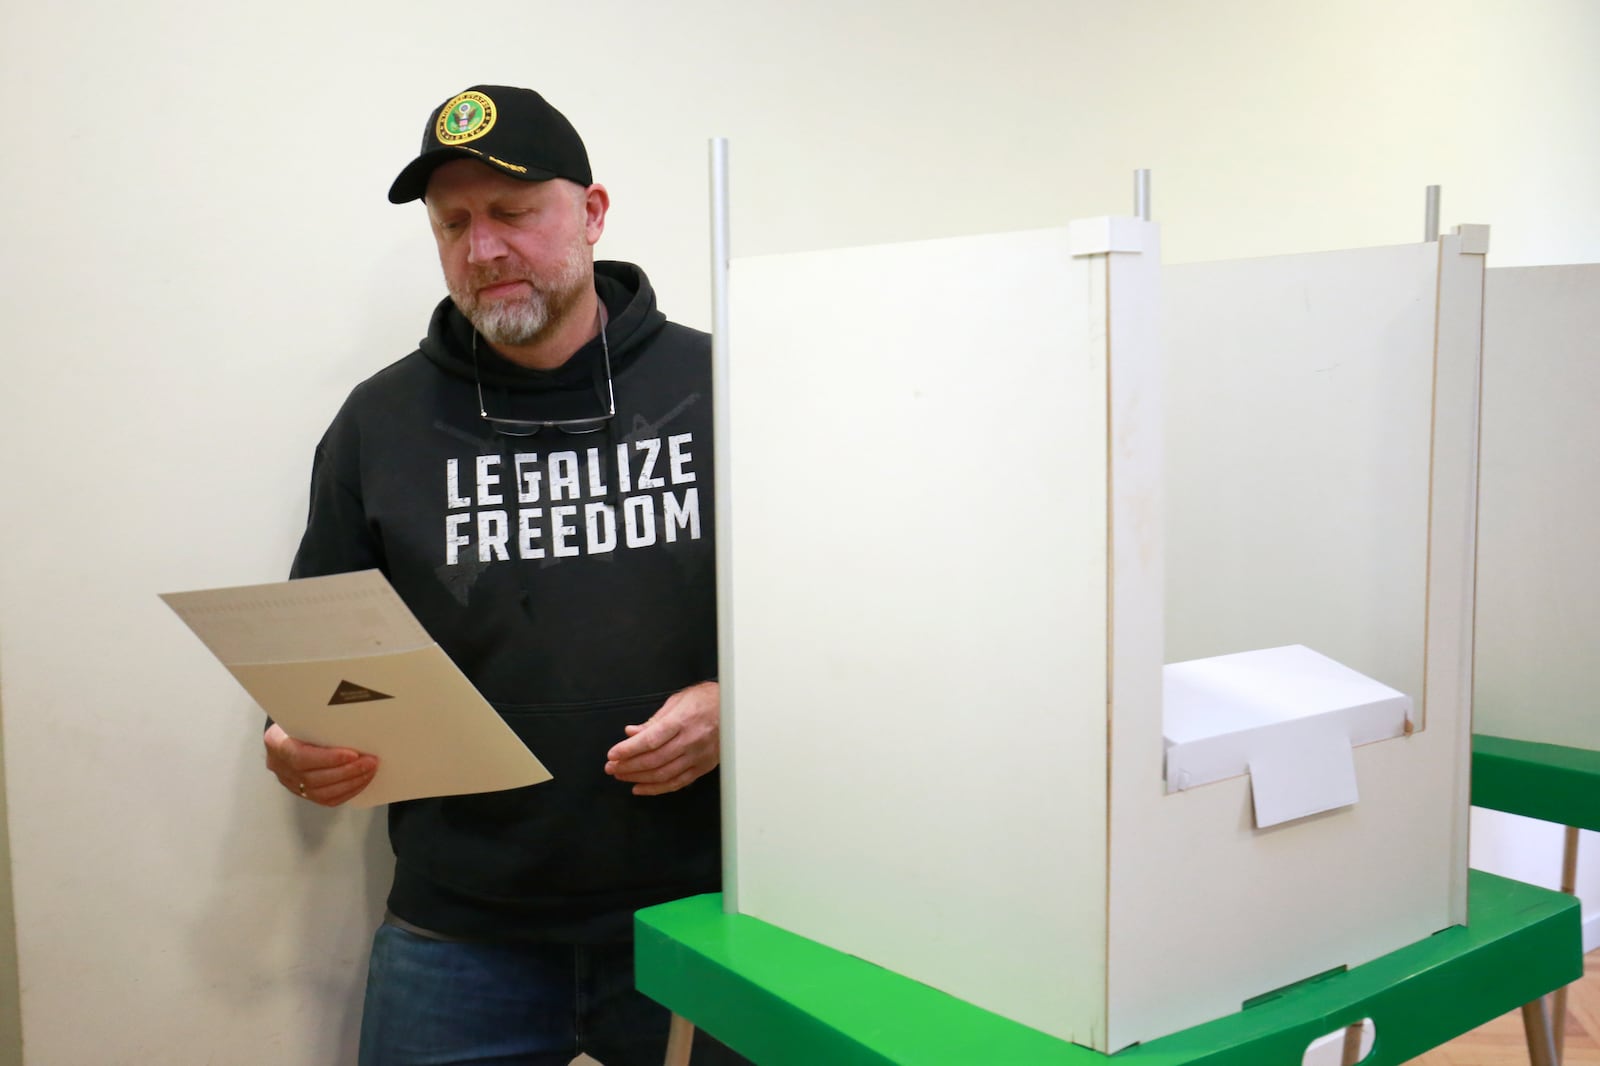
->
[604,681,720,796]
[263,723,379,807]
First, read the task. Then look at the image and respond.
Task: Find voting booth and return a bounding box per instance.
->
[1466,261,1600,1062]
[712,218,1489,1052]
[1473,263,1600,756]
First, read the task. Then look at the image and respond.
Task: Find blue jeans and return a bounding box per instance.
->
[359,921,748,1066]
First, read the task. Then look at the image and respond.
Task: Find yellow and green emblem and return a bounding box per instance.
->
[436,91,497,145]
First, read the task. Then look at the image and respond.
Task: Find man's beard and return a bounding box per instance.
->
[451,242,590,347]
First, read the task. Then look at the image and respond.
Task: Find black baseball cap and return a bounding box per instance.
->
[387,85,593,204]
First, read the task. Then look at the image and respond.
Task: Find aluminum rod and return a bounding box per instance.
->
[1134,169,1152,221]
[708,137,740,914]
[1424,185,1441,242]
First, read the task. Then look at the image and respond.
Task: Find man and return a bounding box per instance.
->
[263,85,741,1066]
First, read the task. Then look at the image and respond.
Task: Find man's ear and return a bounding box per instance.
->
[583,183,610,246]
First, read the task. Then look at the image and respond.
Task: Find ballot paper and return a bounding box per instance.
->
[162,570,552,807]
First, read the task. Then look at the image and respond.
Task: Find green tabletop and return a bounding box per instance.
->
[636,870,1579,1066]
[1472,734,1600,832]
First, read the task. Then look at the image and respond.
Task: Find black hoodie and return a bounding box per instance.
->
[291,261,720,942]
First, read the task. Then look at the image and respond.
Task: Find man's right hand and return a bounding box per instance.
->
[263,723,378,807]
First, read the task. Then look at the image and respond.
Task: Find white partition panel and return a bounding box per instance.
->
[1108,236,1482,1046]
[722,225,1129,1044]
[1475,264,1600,752]
[1162,243,1437,705]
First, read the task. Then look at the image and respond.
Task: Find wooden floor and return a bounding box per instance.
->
[1409,949,1600,1065]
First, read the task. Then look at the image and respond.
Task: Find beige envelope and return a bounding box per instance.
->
[163,570,551,807]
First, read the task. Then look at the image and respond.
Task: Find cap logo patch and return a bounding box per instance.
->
[436,90,496,145]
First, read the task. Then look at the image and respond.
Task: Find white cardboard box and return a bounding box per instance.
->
[1163,644,1412,826]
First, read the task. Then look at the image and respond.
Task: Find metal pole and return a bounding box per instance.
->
[1134,169,1152,221]
[1424,185,1441,242]
[708,137,740,914]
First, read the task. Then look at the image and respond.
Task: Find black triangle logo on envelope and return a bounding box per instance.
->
[328,680,395,705]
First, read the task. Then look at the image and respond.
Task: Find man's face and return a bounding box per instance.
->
[424,159,603,347]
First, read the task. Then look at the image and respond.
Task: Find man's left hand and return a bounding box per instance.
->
[604,681,720,796]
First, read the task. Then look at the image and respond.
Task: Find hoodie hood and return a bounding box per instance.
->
[418,260,668,393]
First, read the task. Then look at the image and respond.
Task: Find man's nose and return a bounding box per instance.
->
[466,220,509,264]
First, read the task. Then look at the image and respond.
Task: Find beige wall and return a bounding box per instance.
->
[1,0,1597,1061]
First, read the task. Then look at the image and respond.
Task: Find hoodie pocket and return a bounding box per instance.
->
[390,691,722,903]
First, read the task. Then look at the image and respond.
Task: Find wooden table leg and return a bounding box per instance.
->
[664,1012,695,1066]
[1523,999,1560,1066]
[1523,824,1580,1066]
[1339,1021,1365,1065]
[1550,824,1580,1063]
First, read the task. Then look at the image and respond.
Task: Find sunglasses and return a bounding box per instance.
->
[472,309,615,437]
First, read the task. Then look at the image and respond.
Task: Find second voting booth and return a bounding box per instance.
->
[711,216,1488,1052]
[1474,263,1600,758]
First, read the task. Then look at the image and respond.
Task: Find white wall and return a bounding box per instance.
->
[2,1,1597,1061]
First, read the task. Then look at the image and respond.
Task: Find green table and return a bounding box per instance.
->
[1473,734,1600,832]
[636,871,1578,1066]
[1470,732,1600,1061]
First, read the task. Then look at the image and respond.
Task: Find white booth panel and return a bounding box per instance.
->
[1161,243,1437,708]
[722,227,1121,1044]
[1106,238,1478,1048]
[1475,264,1600,752]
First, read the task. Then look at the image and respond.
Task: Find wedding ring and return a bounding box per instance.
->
[298,781,307,796]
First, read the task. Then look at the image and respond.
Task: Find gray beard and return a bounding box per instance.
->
[452,242,591,347]
[471,296,553,346]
